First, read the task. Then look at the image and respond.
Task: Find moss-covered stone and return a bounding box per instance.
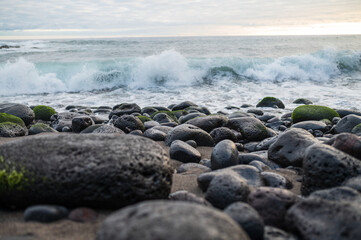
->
[172,110,188,119]
[29,123,57,135]
[0,156,31,192]
[292,105,340,123]
[150,111,178,123]
[352,123,361,136]
[0,113,25,127]
[0,122,27,137]
[320,119,332,125]
[33,105,57,121]
[137,115,152,123]
[256,97,285,109]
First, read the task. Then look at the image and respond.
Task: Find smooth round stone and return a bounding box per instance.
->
[29,123,57,135]
[248,187,299,229]
[238,153,280,170]
[261,172,290,189]
[171,101,198,111]
[109,103,141,119]
[169,190,211,206]
[129,129,143,136]
[179,112,206,124]
[96,200,249,240]
[71,116,95,133]
[343,176,361,193]
[186,115,228,132]
[247,109,264,116]
[352,123,361,136]
[170,140,201,163]
[327,133,361,160]
[144,120,160,129]
[92,125,124,134]
[0,103,35,126]
[176,163,211,174]
[255,136,278,151]
[335,114,361,133]
[0,134,173,208]
[199,159,212,168]
[153,112,175,124]
[293,98,313,105]
[165,124,214,146]
[256,97,285,109]
[291,120,328,132]
[308,186,361,203]
[0,122,27,137]
[249,160,271,172]
[24,205,69,223]
[50,112,82,131]
[228,111,253,119]
[224,202,264,240]
[68,207,98,222]
[336,109,361,118]
[211,140,239,170]
[114,115,145,133]
[268,128,318,167]
[185,140,197,148]
[210,127,237,144]
[144,128,167,141]
[227,117,269,141]
[302,143,361,195]
[205,174,251,209]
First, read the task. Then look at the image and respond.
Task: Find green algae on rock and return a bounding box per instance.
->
[0,113,26,127]
[136,115,152,123]
[291,105,340,123]
[33,105,57,121]
[256,97,285,109]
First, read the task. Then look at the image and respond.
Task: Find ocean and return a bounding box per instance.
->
[0,35,360,113]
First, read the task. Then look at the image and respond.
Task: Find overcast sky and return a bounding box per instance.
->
[1,0,361,39]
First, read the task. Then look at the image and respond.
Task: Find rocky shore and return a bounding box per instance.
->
[0,97,361,240]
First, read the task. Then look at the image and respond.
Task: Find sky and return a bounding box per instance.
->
[1,0,361,39]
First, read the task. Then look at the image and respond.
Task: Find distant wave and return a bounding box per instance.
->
[0,49,360,96]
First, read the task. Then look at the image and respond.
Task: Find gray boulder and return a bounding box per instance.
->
[211,139,239,170]
[0,134,173,208]
[96,200,249,240]
[0,103,34,125]
[210,127,238,143]
[302,143,361,195]
[114,115,145,133]
[186,115,228,132]
[170,140,201,163]
[109,103,141,119]
[291,120,328,132]
[343,176,361,193]
[326,133,361,160]
[171,101,198,111]
[335,114,361,133]
[228,117,269,141]
[0,122,27,137]
[29,123,57,135]
[165,124,214,146]
[72,115,94,133]
[144,128,167,141]
[268,128,318,167]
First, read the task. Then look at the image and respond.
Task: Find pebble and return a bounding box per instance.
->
[24,205,69,223]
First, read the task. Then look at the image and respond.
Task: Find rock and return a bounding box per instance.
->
[247,109,264,116]
[263,226,298,240]
[302,143,361,195]
[335,114,361,133]
[72,116,94,133]
[96,200,249,240]
[170,140,202,163]
[352,123,361,136]
[144,120,159,129]
[129,130,143,136]
[258,114,276,122]
[248,187,299,229]
[165,124,214,146]
[50,112,81,131]
[326,133,361,160]
[255,136,278,151]
[114,115,145,133]
[291,120,328,132]
[336,109,361,118]
[136,115,152,124]
[199,159,212,168]
[176,163,211,174]
[141,107,159,116]
[179,112,206,124]
[109,103,141,119]
[224,202,264,240]
[210,127,238,144]
[152,112,176,124]
[186,115,228,132]
[228,117,269,141]
[68,207,98,222]
[256,97,285,109]
[228,111,253,119]
[0,112,26,127]
[291,105,340,123]
[343,176,361,193]
[286,197,361,240]
[211,140,239,170]
[268,128,318,167]
[24,205,68,223]
[29,123,57,135]
[79,124,103,133]
[33,105,56,121]
[171,101,198,111]
[309,186,361,203]
[261,172,290,189]
[0,122,27,137]
[293,98,313,105]
[93,125,124,134]
[0,103,34,126]
[205,174,251,209]
[144,128,167,141]
[249,161,271,172]
[238,153,280,170]
[0,134,173,208]
[198,165,263,192]
[169,190,211,206]
[185,140,197,148]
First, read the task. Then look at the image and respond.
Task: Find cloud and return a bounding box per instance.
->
[0,0,360,36]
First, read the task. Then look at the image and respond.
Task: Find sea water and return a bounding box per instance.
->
[0,35,360,113]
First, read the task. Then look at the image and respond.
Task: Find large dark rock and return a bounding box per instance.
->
[0,122,27,137]
[326,133,361,160]
[205,174,251,209]
[114,115,145,133]
[302,143,361,195]
[248,187,299,229]
[170,140,201,163]
[228,117,269,141]
[336,109,361,118]
[96,200,249,240]
[0,103,35,126]
[268,128,318,167]
[224,202,264,240]
[72,116,95,133]
[291,120,328,132]
[0,134,173,208]
[211,140,238,170]
[261,172,290,189]
[165,124,214,146]
[210,127,238,143]
[179,112,206,124]
[144,128,167,141]
[256,97,285,109]
[109,103,141,119]
[308,186,361,203]
[286,196,361,240]
[186,115,228,132]
[171,101,198,111]
[169,190,211,206]
[335,114,361,133]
